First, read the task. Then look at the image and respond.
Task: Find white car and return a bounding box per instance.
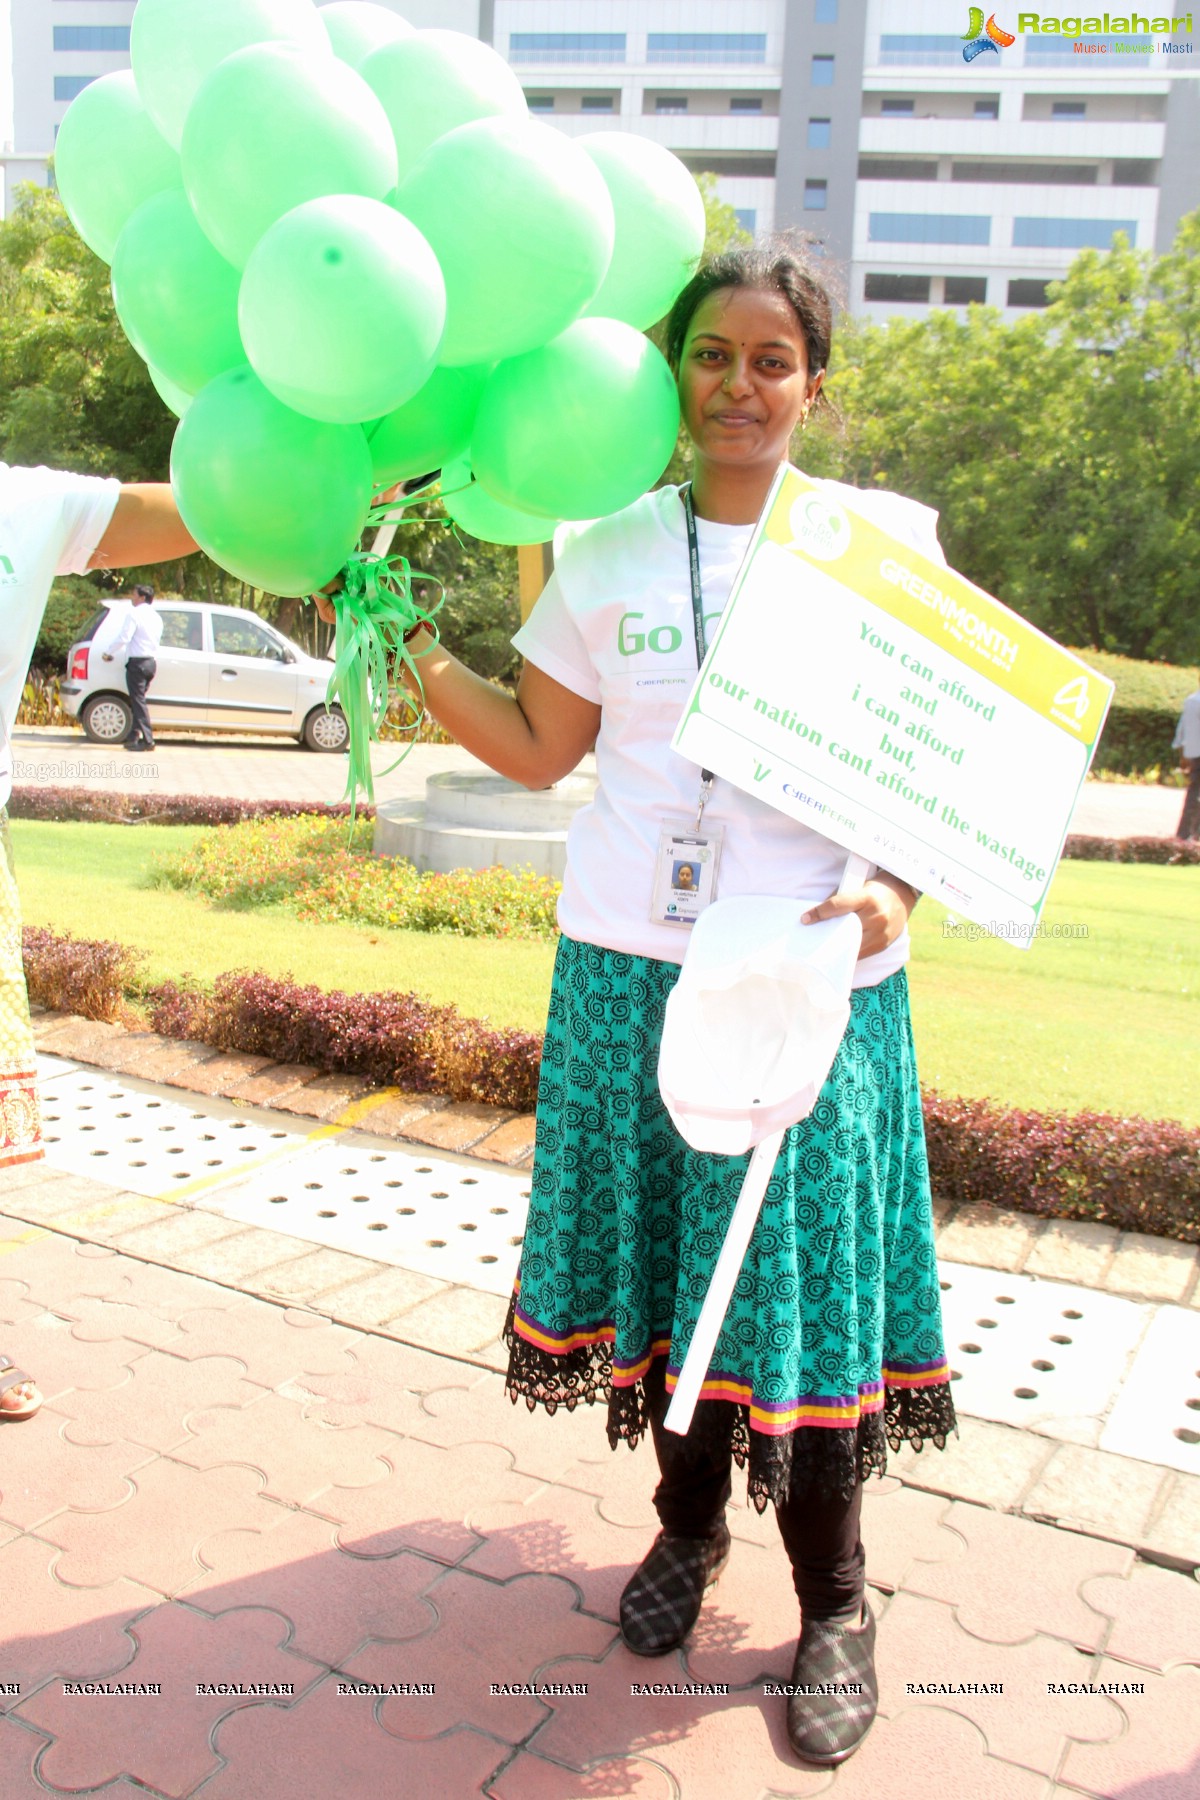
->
[61,599,349,751]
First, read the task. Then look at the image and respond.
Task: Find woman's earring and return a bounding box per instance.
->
[800,404,811,432]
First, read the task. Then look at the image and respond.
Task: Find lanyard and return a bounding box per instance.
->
[681,485,714,828]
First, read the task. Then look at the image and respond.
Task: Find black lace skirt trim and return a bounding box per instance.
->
[503,1296,958,1512]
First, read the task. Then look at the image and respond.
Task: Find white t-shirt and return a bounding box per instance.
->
[513,479,947,988]
[0,464,120,806]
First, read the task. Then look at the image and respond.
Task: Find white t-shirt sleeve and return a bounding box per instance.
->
[512,568,602,706]
[52,474,122,576]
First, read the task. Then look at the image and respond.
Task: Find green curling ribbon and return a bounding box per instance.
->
[322,496,446,815]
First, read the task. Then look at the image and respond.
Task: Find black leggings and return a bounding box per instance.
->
[644,1359,865,1621]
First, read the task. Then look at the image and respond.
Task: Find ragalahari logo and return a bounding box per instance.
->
[962,7,1017,57]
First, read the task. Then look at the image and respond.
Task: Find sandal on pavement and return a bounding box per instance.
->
[619,1524,731,1657]
[0,1355,43,1422]
[785,1599,878,1768]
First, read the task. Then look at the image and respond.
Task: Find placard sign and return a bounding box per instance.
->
[672,468,1113,939]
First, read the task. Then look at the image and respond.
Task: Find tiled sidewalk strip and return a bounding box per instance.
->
[30,1011,1198,1306]
[1,1224,1199,1799]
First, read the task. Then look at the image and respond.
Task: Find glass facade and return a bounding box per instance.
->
[1013,216,1137,248]
[879,35,962,64]
[808,117,832,148]
[509,33,626,63]
[53,75,95,101]
[869,212,992,244]
[805,179,828,209]
[647,34,768,64]
[811,55,835,85]
[52,25,130,50]
[865,273,932,302]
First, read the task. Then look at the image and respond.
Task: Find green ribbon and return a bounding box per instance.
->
[321,496,447,815]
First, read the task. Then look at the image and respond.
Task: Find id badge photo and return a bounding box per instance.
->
[650,822,724,927]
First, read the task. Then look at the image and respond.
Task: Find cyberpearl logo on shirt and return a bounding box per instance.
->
[0,553,17,587]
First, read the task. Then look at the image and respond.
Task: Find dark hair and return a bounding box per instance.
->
[132,583,155,601]
[665,235,834,407]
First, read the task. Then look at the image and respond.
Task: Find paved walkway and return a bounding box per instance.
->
[2,1027,1199,1797]
[9,726,1186,839]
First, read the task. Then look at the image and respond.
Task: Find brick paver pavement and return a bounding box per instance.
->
[3,1208,1199,1798]
[9,726,1186,837]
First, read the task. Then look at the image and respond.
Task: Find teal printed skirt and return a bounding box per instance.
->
[504,936,957,1510]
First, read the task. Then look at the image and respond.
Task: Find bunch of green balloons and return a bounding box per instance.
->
[55,0,707,594]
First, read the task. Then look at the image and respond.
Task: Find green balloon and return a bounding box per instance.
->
[366,363,488,485]
[239,196,444,424]
[579,134,706,331]
[54,71,181,265]
[182,43,397,269]
[441,457,556,547]
[361,28,526,184]
[130,0,330,151]
[320,1,411,69]
[171,366,373,595]
[111,190,244,394]
[471,319,680,521]
[148,364,195,419]
[395,118,614,367]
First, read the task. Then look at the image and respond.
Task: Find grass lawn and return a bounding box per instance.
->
[11,820,1197,1124]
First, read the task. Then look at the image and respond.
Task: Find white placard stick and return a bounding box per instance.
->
[662,849,872,1437]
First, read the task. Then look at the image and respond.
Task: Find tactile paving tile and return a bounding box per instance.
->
[35,1052,84,1086]
[201,1139,530,1295]
[39,1069,310,1198]
[938,1260,1151,1438]
[1100,1304,1200,1476]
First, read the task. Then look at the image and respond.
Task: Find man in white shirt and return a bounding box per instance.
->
[1173,677,1200,841]
[102,582,163,749]
[1,465,195,1422]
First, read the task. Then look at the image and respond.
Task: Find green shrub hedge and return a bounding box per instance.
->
[1074,648,1195,778]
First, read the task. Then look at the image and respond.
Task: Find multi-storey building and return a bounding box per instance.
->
[3,0,1196,319]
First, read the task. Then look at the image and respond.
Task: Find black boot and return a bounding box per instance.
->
[785,1599,878,1767]
[619,1525,731,1657]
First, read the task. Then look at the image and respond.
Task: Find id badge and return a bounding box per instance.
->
[650,821,724,927]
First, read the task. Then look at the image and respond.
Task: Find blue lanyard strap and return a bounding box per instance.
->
[681,484,715,811]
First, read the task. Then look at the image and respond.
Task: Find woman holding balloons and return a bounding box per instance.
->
[373,240,958,1769]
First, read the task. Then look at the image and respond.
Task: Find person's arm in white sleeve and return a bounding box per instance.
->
[102,608,136,661]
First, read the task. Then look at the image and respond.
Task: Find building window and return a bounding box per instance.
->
[880,98,915,115]
[879,35,962,64]
[735,208,758,234]
[52,25,131,51]
[811,55,835,86]
[864,274,931,302]
[944,276,988,303]
[730,96,763,113]
[655,95,688,114]
[952,161,1098,185]
[526,94,555,111]
[815,0,839,20]
[1013,216,1137,249]
[1052,101,1087,119]
[974,98,999,119]
[509,33,626,64]
[869,212,991,245]
[859,157,939,181]
[53,75,95,101]
[804,180,828,210]
[1008,278,1051,308]
[808,117,831,148]
[1113,160,1157,186]
[581,95,614,112]
[647,34,768,65]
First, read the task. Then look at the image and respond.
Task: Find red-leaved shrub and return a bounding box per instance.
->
[21,925,141,1022]
[1062,833,1200,866]
[922,1091,1200,1242]
[9,787,373,826]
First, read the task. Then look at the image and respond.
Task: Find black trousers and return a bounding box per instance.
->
[125,656,157,746]
[1178,759,1200,841]
[644,1359,865,1622]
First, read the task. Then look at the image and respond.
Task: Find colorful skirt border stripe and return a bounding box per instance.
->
[510,1293,951,1436]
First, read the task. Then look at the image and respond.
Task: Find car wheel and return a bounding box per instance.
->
[81,694,134,744]
[302,705,349,752]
